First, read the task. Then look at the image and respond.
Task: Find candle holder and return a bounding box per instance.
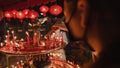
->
[0,29,67,55]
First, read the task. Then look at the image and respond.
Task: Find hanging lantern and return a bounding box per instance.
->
[39,6,49,13]
[16,11,25,22]
[4,11,13,21]
[28,10,38,21]
[11,10,18,18]
[23,9,30,18]
[4,11,13,18]
[49,5,62,16]
[39,6,49,16]
[16,11,25,19]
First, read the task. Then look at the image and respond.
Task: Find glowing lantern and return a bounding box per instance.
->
[11,10,18,18]
[28,10,38,21]
[23,9,30,18]
[39,6,49,13]
[4,11,13,21]
[4,11,13,18]
[16,11,25,19]
[49,5,62,16]
[16,11,25,22]
[39,6,49,16]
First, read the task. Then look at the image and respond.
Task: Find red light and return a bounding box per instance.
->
[11,10,18,18]
[39,6,49,13]
[49,5,62,16]
[4,11,13,18]
[16,11,25,19]
[23,9,30,18]
[28,10,38,20]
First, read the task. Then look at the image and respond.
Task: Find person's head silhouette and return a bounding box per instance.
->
[64,0,120,68]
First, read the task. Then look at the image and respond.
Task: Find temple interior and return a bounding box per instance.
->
[0,0,120,68]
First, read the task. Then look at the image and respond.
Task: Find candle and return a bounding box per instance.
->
[60,32,63,44]
[7,30,9,35]
[5,35,8,38]
[41,41,45,46]
[14,66,17,68]
[26,31,29,36]
[33,32,37,46]
[20,60,23,63]
[13,36,17,44]
[0,43,3,47]
[77,64,80,68]
[51,32,55,40]
[26,31,30,46]
[11,30,14,37]
[11,30,14,34]
[10,41,13,45]
[11,30,15,41]
[11,65,14,68]
[20,38,24,41]
[14,36,17,40]
[6,30,10,44]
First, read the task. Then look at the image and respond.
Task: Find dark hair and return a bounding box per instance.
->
[64,0,80,41]
[65,0,78,24]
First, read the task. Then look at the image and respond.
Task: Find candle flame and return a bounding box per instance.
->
[5,35,8,38]
[4,40,7,43]
[34,33,37,36]
[20,38,24,41]
[10,41,13,44]
[7,30,9,33]
[14,36,17,39]
[11,30,14,34]
[0,43,3,47]
[26,31,29,35]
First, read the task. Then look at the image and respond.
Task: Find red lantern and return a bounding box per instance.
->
[39,6,49,13]
[11,10,18,18]
[28,10,38,20]
[23,9,30,18]
[16,11,25,19]
[49,5,62,16]
[4,11,13,18]
[39,6,49,16]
